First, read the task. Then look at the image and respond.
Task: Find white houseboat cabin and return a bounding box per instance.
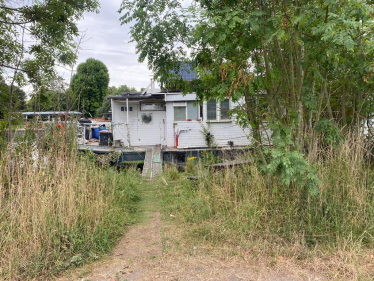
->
[108,84,252,149]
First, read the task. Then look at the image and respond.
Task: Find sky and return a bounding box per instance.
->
[61,0,153,91]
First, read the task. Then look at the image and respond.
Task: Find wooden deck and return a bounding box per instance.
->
[78,144,148,154]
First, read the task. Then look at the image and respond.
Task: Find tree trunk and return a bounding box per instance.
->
[244,91,266,164]
[341,94,347,126]
[8,86,13,142]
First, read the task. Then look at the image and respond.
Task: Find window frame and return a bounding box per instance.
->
[140,102,165,111]
[121,106,133,112]
[219,99,230,120]
[205,98,231,122]
[173,102,187,121]
[207,99,217,121]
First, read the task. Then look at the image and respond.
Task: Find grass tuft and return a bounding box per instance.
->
[160,134,374,278]
[0,128,141,280]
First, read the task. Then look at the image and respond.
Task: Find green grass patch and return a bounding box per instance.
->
[159,142,374,260]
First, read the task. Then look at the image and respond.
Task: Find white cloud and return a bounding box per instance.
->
[59,0,152,91]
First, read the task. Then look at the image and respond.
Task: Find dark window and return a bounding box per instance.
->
[220,99,230,120]
[207,99,217,120]
[121,107,125,112]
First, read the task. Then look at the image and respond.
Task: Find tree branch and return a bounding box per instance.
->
[0,19,34,25]
[0,5,23,12]
[0,64,27,73]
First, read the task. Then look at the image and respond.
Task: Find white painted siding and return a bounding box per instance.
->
[111,95,263,148]
[165,97,252,148]
[165,92,197,102]
[165,102,175,147]
[176,120,251,148]
[112,100,166,146]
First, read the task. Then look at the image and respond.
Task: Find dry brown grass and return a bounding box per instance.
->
[0,132,140,280]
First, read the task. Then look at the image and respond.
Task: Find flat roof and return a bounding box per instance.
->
[21,111,82,116]
[107,92,165,101]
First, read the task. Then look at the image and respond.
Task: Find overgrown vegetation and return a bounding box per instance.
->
[200,123,216,148]
[0,124,141,280]
[160,133,374,278]
[0,0,100,136]
[120,0,374,152]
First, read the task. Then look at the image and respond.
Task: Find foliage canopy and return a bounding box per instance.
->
[120,0,374,147]
[71,58,110,116]
[0,0,99,81]
[120,0,374,192]
[96,85,137,117]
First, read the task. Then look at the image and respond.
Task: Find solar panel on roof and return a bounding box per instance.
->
[170,62,197,81]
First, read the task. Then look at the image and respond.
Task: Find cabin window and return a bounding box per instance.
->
[207,98,231,121]
[174,101,199,121]
[174,102,186,121]
[187,101,198,120]
[174,107,186,121]
[140,103,165,111]
[207,100,217,120]
[220,99,230,120]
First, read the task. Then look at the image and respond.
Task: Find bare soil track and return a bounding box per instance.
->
[57,181,327,281]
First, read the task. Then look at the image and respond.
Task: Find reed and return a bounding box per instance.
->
[0,127,140,280]
[161,133,374,278]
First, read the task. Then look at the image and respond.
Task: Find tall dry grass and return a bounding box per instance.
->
[161,133,374,278]
[0,129,140,280]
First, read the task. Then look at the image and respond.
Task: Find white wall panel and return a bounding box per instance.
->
[112,96,258,148]
[165,93,197,102]
[165,102,175,147]
[112,101,166,146]
[175,120,251,148]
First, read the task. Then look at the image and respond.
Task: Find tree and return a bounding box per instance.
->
[120,0,374,193]
[96,85,137,117]
[120,0,374,153]
[1,0,99,139]
[27,89,64,112]
[116,84,137,93]
[0,0,99,78]
[0,76,26,118]
[27,76,68,112]
[71,58,110,116]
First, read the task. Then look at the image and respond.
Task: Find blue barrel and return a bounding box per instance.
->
[93,128,100,139]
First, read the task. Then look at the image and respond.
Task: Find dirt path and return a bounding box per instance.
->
[58,181,327,281]
[58,212,162,281]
